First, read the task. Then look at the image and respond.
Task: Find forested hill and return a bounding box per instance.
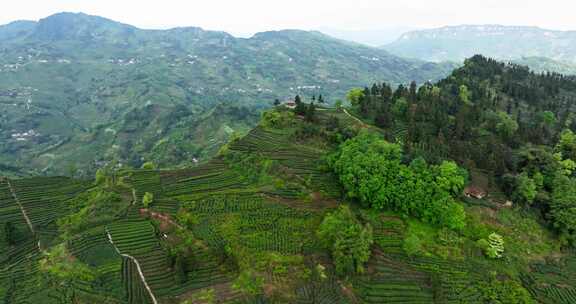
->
[352,54,576,246]
[353,55,576,167]
[1,63,576,302]
[0,12,456,177]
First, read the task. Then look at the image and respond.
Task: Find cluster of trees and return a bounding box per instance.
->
[496,131,576,245]
[293,95,318,122]
[349,55,576,245]
[57,189,123,239]
[316,205,373,276]
[268,95,357,143]
[329,131,467,230]
[351,55,576,169]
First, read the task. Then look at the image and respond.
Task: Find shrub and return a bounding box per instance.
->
[142,192,154,208]
[478,276,535,303]
[486,233,505,259]
[95,168,106,185]
[403,234,423,257]
[233,270,264,297]
[141,161,156,170]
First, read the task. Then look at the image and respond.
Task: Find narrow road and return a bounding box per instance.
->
[106,229,158,304]
[6,178,35,235]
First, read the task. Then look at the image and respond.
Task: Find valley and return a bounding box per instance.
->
[1,56,576,303]
[0,12,455,177]
[1,7,576,304]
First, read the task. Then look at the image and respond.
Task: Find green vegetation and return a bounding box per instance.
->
[0,12,455,177]
[478,232,505,259]
[1,55,576,303]
[352,55,576,248]
[142,192,154,208]
[3,221,15,246]
[329,131,466,229]
[317,205,373,275]
[478,275,535,304]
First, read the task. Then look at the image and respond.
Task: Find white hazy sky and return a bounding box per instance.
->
[1,0,575,36]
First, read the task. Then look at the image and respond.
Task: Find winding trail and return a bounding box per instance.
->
[6,178,35,235]
[343,108,367,127]
[105,228,158,304]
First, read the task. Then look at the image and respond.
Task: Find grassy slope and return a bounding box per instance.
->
[1,107,574,304]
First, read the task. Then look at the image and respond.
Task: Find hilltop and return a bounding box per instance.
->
[0,12,456,177]
[1,56,575,303]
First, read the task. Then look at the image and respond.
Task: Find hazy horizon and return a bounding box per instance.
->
[2,0,576,42]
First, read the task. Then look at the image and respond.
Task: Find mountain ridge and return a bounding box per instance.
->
[0,12,455,177]
[384,24,576,63]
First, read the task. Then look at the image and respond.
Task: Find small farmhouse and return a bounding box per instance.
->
[464,186,487,199]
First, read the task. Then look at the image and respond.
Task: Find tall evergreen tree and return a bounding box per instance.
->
[409,81,418,102]
[295,95,302,104]
[381,83,392,102]
[305,102,317,122]
[371,83,380,96]
[294,95,307,115]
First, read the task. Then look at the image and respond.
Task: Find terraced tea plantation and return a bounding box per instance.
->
[0,107,575,304]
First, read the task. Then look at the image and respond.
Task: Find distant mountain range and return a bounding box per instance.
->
[384,25,576,69]
[317,27,419,47]
[0,12,455,176]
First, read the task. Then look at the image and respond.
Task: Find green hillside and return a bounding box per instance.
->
[0,12,455,177]
[1,56,576,303]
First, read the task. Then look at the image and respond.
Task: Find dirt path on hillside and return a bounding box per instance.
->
[6,178,35,236]
[105,229,158,304]
[343,108,367,127]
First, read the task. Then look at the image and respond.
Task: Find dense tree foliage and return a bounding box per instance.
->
[317,205,373,276]
[351,55,576,245]
[329,131,467,230]
[550,175,576,244]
